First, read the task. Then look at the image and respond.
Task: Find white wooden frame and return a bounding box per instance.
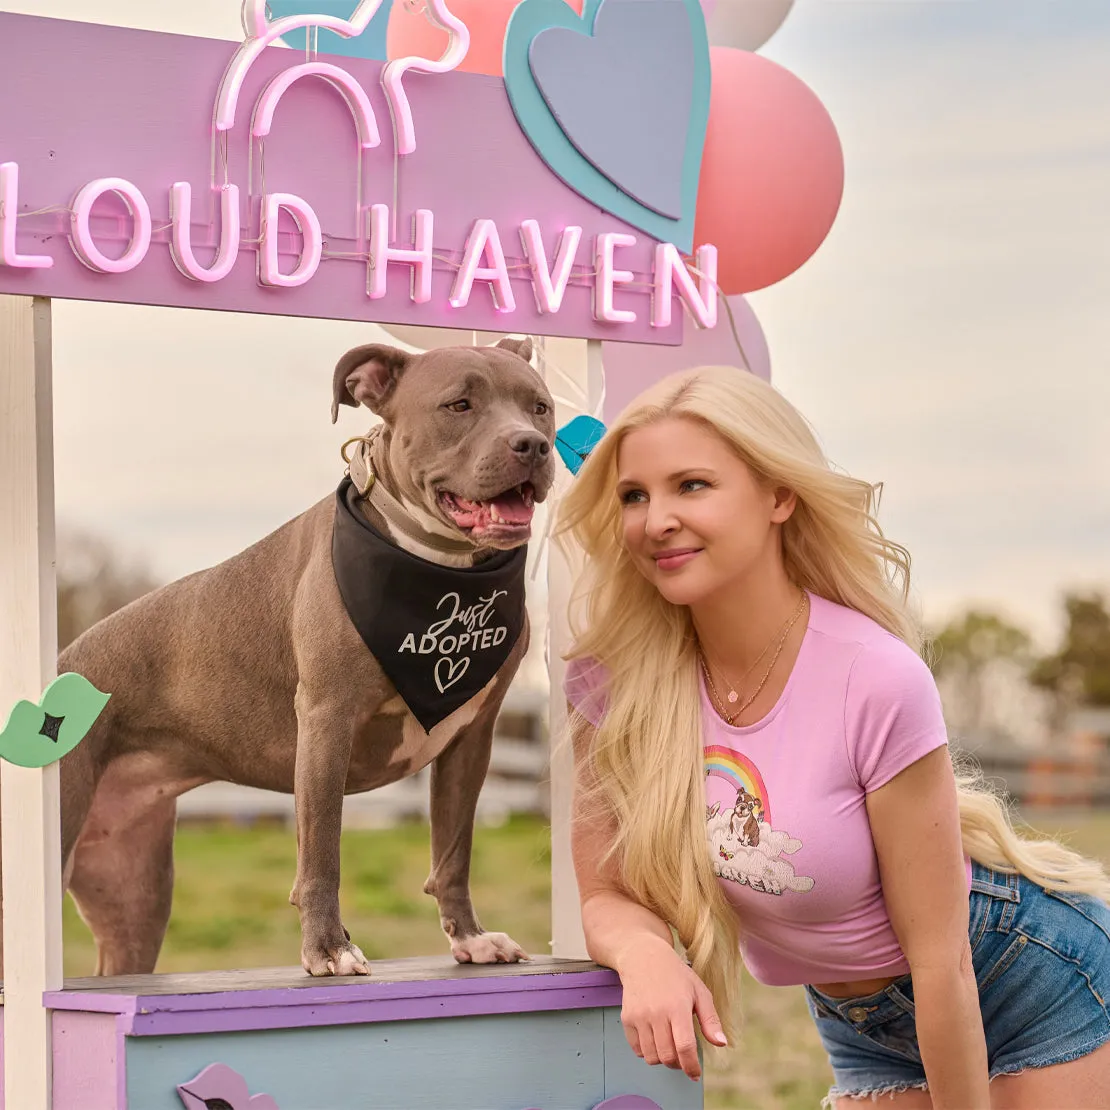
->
[548,338,604,960]
[1,295,63,1110]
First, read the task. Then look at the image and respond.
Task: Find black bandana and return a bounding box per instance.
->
[331,478,527,732]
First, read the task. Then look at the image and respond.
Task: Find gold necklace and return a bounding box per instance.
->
[699,593,809,725]
[701,591,807,704]
[707,627,775,705]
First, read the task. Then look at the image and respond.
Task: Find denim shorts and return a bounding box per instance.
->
[804,861,1110,1104]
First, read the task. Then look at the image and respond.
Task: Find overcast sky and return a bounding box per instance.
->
[6,0,1108,649]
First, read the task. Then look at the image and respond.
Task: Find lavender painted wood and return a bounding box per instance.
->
[51,1010,125,1110]
[44,956,623,1034]
[23,981,698,1110]
[126,1010,609,1110]
[48,955,613,1001]
[529,0,695,219]
[125,983,624,1037]
[52,953,606,997]
[0,12,682,344]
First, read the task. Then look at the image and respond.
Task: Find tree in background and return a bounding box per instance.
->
[1030,592,1110,709]
[57,527,160,650]
[929,610,1034,735]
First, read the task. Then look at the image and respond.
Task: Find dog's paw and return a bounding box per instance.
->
[301,938,372,977]
[451,931,530,965]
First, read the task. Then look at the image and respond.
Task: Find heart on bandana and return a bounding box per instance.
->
[504,0,711,252]
[435,655,471,693]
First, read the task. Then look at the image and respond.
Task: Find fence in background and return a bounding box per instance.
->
[176,687,551,827]
[175,698,1110,827]
[972,751,1110,810]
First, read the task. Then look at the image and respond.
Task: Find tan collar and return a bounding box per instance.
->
[341,430,477,558]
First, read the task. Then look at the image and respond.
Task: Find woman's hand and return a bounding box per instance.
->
[615,934,728,1081]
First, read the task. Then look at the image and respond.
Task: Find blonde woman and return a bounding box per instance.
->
[557,366,1110,1109]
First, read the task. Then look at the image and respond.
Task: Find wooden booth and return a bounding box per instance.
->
[0,1,724,1106]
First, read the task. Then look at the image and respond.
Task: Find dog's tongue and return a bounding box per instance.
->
[489,490,533,525]
[444,491,534,530]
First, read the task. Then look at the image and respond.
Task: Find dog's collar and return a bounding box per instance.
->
[341,431,476,558]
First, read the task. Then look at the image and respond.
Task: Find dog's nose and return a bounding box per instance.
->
[509,431,550,461]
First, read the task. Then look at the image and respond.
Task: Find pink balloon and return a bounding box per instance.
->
[694,46,844,295]
[388,0,584,77]
[601,295,770,422]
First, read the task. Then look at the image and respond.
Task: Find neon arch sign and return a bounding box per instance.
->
[0,3,718,336]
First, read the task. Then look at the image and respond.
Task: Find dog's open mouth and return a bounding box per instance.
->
[437,483,536,541]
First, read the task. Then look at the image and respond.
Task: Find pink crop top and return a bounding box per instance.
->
[564,592,967,987]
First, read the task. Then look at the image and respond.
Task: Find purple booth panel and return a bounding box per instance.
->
[0,12,693,345]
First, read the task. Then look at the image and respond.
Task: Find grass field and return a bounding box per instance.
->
[60,810,1110,1110]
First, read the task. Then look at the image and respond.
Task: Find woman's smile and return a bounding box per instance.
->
[652,547,703,572]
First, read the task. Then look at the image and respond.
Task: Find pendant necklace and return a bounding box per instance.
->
[699,592,809,725]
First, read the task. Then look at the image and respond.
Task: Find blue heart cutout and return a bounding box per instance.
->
[505,0,710,252]
[268,0,394,61]
[556,415,607,476]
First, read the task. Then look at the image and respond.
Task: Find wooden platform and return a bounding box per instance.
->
[1,957,702,1110]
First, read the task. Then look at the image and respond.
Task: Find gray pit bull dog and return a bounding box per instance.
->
[1,337,555,978]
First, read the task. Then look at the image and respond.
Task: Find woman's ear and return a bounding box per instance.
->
[770,486,797,524]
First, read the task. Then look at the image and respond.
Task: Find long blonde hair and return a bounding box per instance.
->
[556,366,1110,1043]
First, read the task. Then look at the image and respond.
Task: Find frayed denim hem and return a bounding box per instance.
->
[988,1026,1110,1080]
[821,1080,928,1109]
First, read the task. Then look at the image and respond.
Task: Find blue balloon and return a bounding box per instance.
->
[555,415,606,476]
[267,1,394,61]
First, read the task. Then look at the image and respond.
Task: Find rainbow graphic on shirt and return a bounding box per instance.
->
[704,745,772,826]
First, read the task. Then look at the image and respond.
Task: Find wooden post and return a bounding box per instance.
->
[0,295,62,1110]
[548,338,604,959]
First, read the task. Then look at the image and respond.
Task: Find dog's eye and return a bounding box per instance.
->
[445,399,470,413]
[534,401,549,416]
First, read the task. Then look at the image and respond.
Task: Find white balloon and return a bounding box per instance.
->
[377,323,508,350]
[704,0,794,53]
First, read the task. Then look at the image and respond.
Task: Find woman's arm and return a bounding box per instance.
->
[568,707,726,1080]
[866,746,990,1110]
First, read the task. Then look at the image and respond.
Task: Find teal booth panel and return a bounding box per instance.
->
[126,1007,698,1110]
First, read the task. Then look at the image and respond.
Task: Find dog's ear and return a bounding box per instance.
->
[495,336,533,364]
[331,344,410,423]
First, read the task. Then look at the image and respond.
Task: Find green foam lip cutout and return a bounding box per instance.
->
[0,672,110,768]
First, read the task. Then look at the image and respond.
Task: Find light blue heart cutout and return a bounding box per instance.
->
[504,0,710,253]
[268,0,394,61]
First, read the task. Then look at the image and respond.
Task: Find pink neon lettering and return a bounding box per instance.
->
[520,219,581,314]
[258,193,323,288]
[70,178,152,274]
[169,183,241,284]
[367,205,434,304]
[381,1,470,156]
[594,232,637,324]
[652,242,718,329]
[252,63,381,149]
[0,162,53,269]
[217,1,467,158]
[450,219,515,313]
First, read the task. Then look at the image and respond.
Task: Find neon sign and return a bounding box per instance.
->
[1,164,717,328]
[0,7,718,342]
[217,0,469,157]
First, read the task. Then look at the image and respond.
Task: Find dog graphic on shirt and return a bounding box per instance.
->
[727,787,763,847]
[707,789,815,896]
